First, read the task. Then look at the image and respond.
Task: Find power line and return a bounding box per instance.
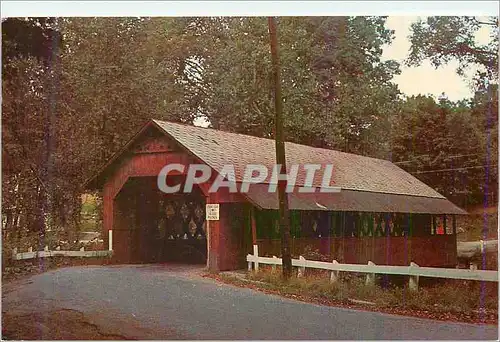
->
[413,165,497,174]
[394,153,481,165]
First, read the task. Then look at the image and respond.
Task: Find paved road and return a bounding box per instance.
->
[2,264,498,340]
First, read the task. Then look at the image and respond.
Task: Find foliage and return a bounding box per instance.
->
[390,93,497,206]
[404,16,499,207]
[2,16,498,249]
[2,18,69,248]
[245,268,498,317]
[456,212,498,242]
[3,256,112,281]
[407,16,499,82]
[196,17,401,158]
[2,18,201,247]
[2,18,61,76]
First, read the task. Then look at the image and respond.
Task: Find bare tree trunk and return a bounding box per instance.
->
[41,17,62,248]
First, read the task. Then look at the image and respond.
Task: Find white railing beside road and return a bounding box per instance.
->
[246,245,498,291]
[12,247,112,260]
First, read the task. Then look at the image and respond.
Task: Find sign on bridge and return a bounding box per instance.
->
[206,204,220,221]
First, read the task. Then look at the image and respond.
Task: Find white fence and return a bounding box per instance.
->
[246,246,498,291]
[12,247,112,261]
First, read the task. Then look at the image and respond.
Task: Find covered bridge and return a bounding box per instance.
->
[86,119,466,271]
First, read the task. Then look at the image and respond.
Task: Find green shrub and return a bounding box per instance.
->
[245,268,498,315]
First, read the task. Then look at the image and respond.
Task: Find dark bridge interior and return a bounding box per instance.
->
[113,176,207,264]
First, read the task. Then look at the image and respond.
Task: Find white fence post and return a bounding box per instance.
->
[470,263,478,271]
[56,246,61,251]
[253,244,259,271]
[12,248,18,260]
[248,258,252,271]
[108,230,113,251]
[272,256,277,272]
[366,261,376,286]
[28,246,33,253]
[330,260,339,283]
[297,256,306,278]
[44,246,49,252]
[409,262,420,291]
[80,246,85,252]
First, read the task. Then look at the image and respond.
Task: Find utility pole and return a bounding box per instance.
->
[268,17,292,279]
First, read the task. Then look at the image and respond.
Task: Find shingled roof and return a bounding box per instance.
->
[152,120,465,214]
[154,120,441,196]
[86,119,466,214]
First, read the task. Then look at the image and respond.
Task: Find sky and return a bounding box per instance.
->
[383,16,493,101]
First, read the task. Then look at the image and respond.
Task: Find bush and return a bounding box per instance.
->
[246,268,498,315]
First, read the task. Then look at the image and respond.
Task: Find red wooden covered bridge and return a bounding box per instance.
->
[86,119,466,271]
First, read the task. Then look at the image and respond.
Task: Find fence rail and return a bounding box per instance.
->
[12,247,113,261]
[246,245,498,291]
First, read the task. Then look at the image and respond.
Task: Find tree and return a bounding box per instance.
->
[407,16,499,83]
[407,16,499,207]
[195,17,401,158]
[2,18,202,249]
[2,18,61,76]
[391,94,496,208]
[2,17,405,254]
[469,84,499,206]
[2,18,63,248]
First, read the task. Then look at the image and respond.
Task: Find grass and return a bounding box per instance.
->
[80,194,101,232]
[240,267,498,320]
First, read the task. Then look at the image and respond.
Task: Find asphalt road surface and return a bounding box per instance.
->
[2,264,498,340]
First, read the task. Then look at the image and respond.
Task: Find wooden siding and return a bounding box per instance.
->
[97,125,461,271]
[256,235,457,267]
